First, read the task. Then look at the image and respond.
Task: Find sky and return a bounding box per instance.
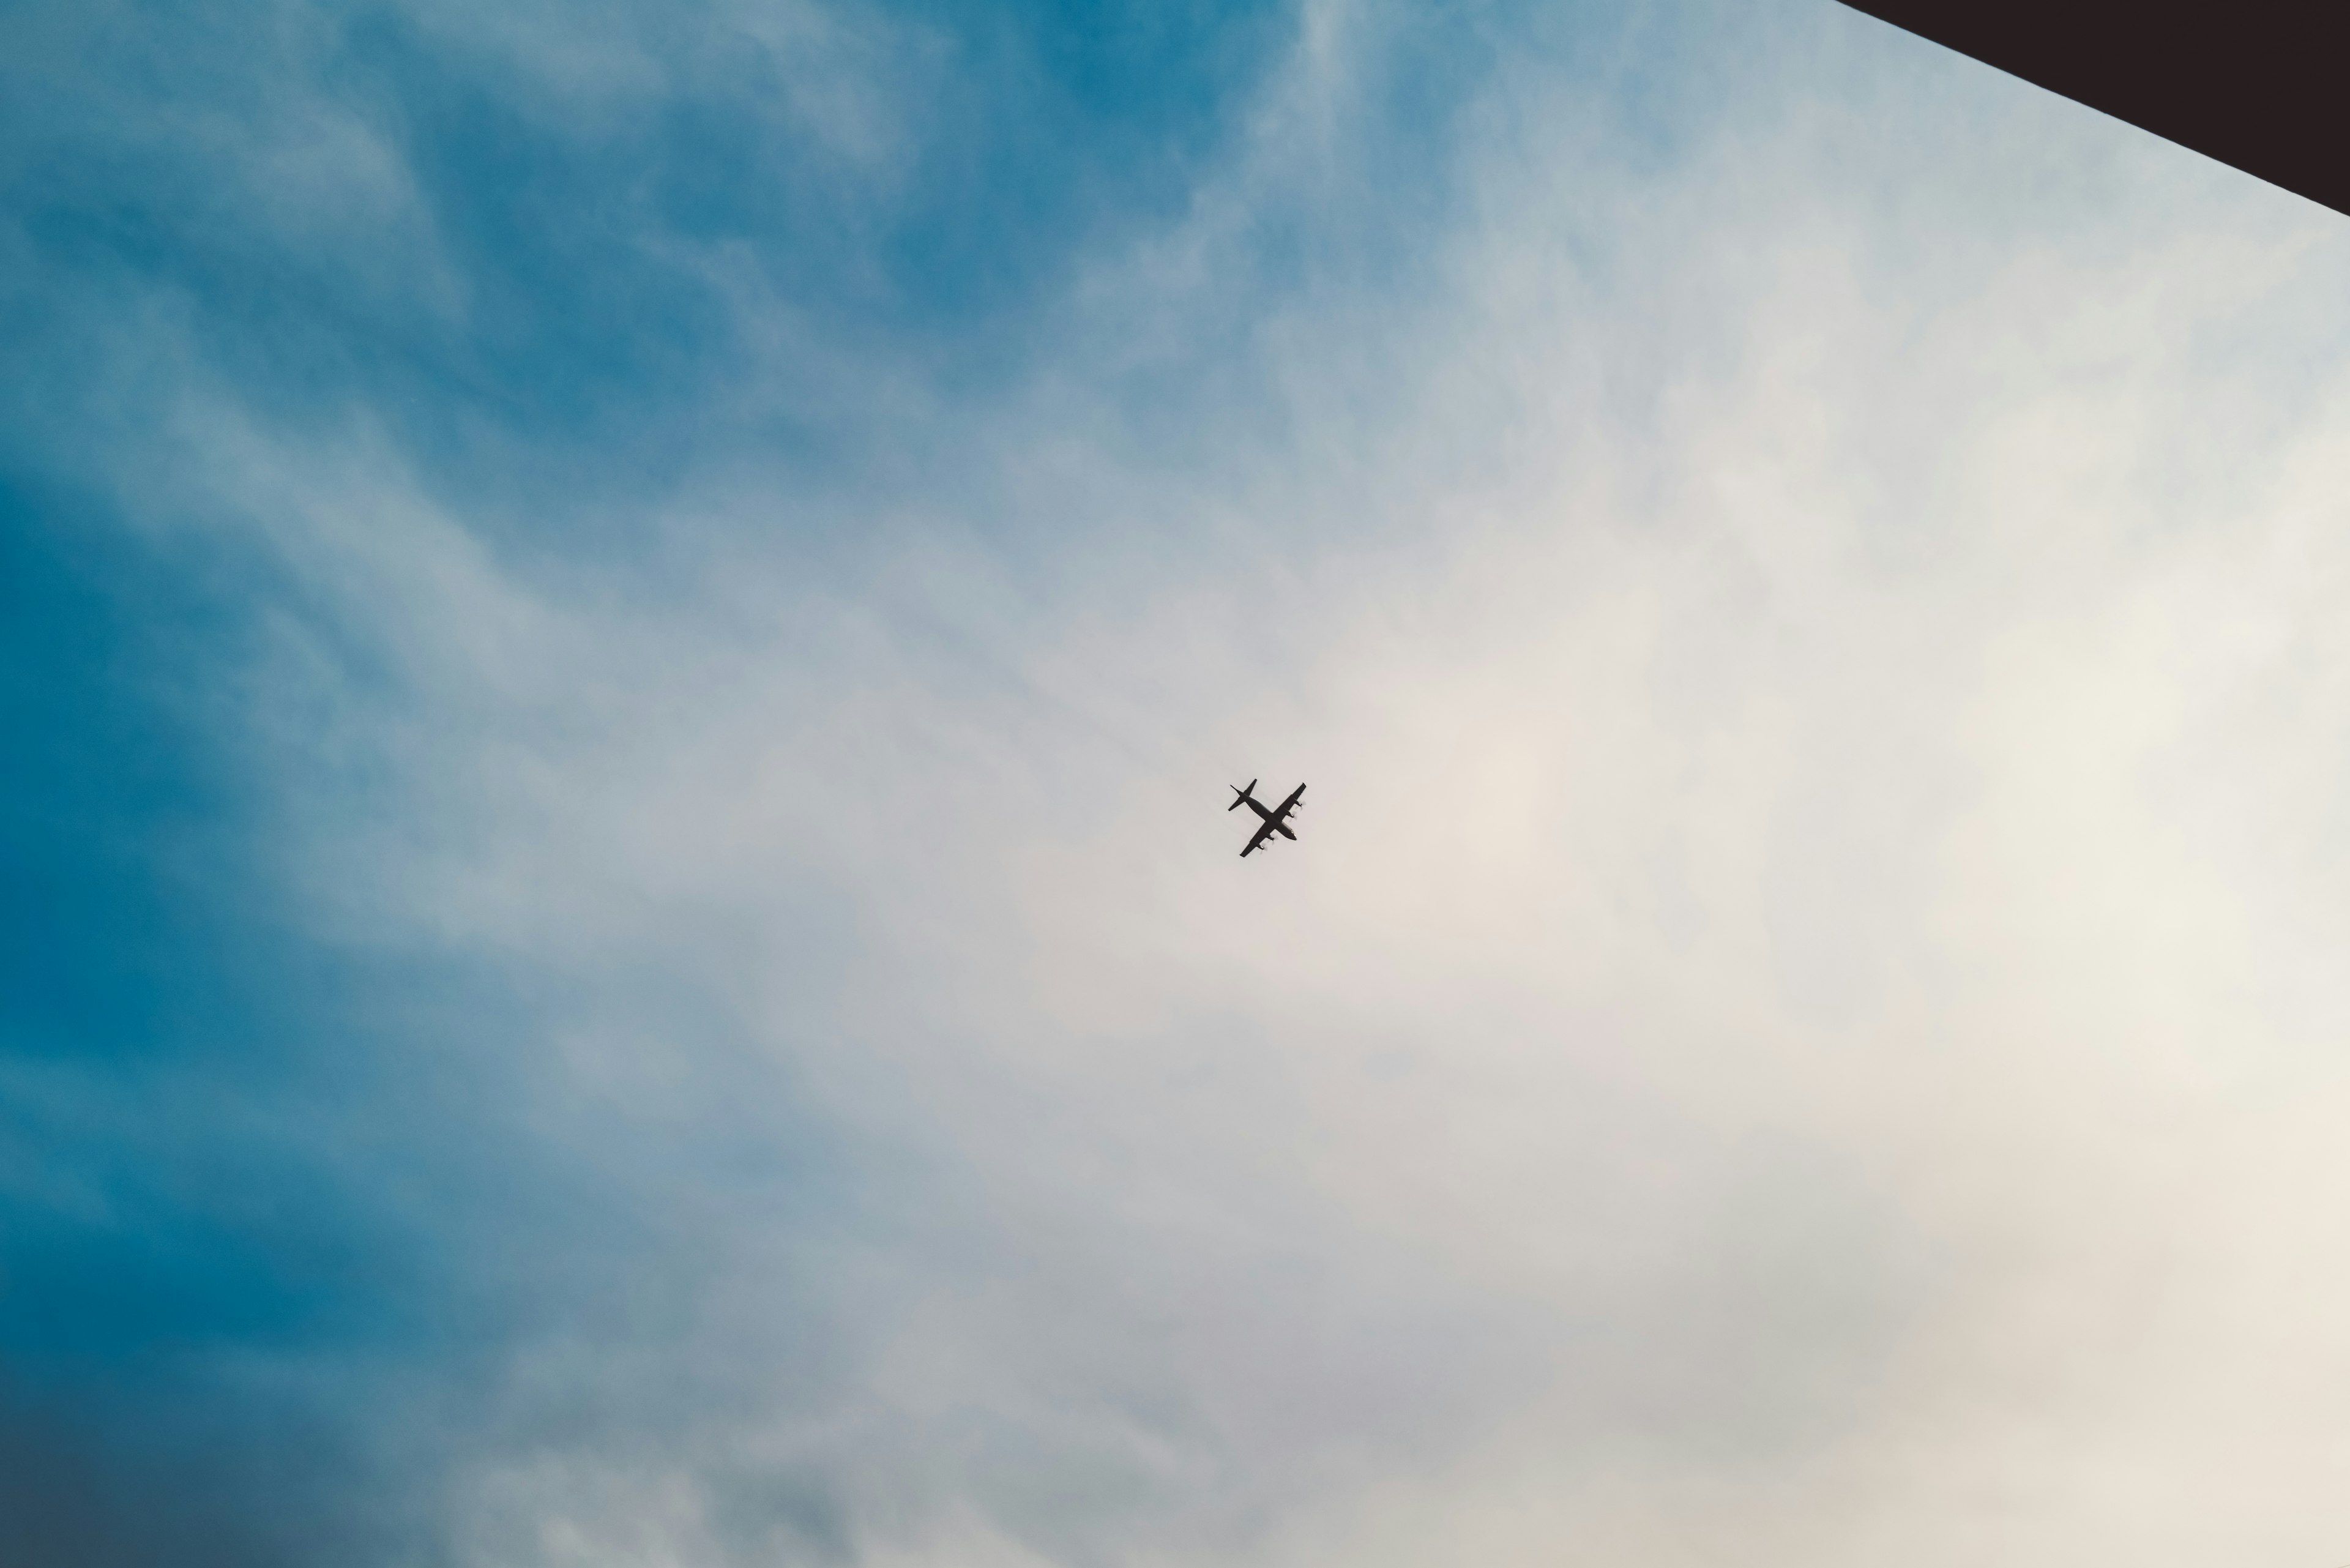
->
[7,1,2350,1564]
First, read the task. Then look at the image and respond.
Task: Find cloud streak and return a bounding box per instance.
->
[10,1,2350,1564]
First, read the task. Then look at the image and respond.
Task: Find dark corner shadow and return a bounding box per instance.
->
[1835,0,2350,220]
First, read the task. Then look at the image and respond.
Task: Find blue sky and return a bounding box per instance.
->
[10,2,2350,1564]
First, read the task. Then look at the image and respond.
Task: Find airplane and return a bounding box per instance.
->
[1228,778,1306,857]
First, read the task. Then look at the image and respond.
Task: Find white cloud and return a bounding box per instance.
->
[121,1,2350,1562]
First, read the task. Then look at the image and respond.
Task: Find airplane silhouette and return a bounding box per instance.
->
[1228,778,1305,857]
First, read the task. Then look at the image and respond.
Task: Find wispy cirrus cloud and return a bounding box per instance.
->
[9,1,2350,1564]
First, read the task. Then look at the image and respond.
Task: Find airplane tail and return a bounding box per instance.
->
[1228,779,1258,811]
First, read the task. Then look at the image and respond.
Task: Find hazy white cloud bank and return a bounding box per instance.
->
[21,0,2350,1562]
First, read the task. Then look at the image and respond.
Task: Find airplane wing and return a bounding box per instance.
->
[1240,817,1279,857]
[1272,783,1304,840]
